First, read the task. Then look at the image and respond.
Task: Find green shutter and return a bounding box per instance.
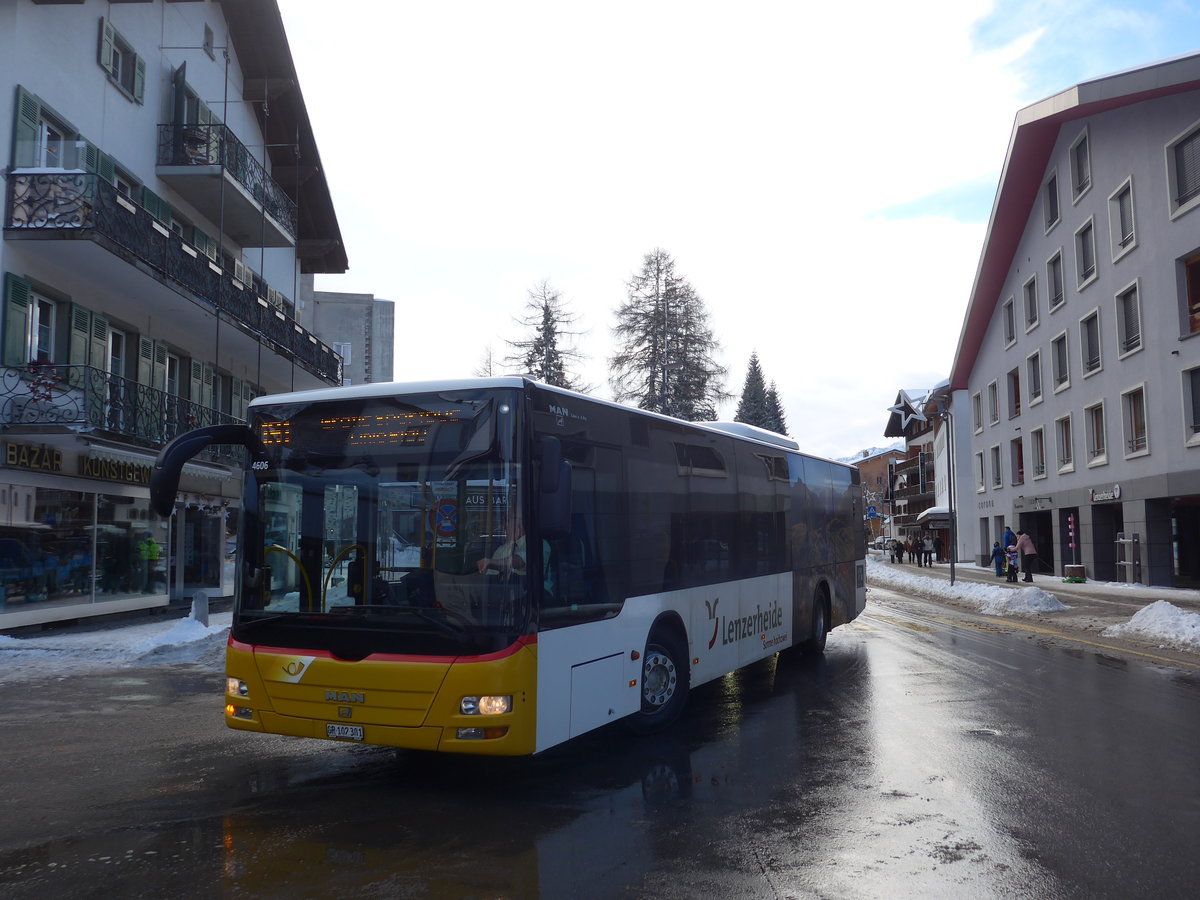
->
[89,312,108,371]
[141,187,169,224]
[99,19,115,77]
[80,140,101,174]
[68,304,90,366]
[152,341,167,392]
[137,335,153,386]
[133,55,146,105]
[97,152,116,184]
[3,273,33,366]
[13,86,41,168]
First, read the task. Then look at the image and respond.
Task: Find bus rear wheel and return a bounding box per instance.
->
[627,629,690,734]
[802,593,829,654]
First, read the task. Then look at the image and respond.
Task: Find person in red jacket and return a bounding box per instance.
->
[1016,530,1038,583]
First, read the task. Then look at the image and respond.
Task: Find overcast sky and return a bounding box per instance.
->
[275,0,1200,459]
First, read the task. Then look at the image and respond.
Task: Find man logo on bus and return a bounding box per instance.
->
[706,598,720,649]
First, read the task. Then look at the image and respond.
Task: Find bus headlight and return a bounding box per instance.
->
[227,677,249,698]
[460,695,512,715]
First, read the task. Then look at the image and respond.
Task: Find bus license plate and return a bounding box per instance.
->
[326,723,363,741]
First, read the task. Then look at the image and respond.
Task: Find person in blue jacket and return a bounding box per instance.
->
[990,541,1005,576]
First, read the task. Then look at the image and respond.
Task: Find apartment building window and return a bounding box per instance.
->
[1086,402,1107,464]
[1167,118,1200,219]
[1056,414,1074,471]
[1071,129,1091,200]
[1047,252,1065,311]
[1185,368,1200,445]
[1003,298,1016,345]
[1024,276,1039,330]
[1027,350,1043,403]
[975,452,986,492]
[1109,178,1136,261]
[972,391,983,433]
[988,381,999,424]
[1052,332,1070,390]
[1116,282,1142,356]
[2,275,57,365]
[1010,438,1024,486]
[1044,171,1060,231]
[1076,218,1097,288]
[990,445,1003,488]
[1184,250,1200,335]
[1122,385,1148,456]
[1031,427,1046,478]
[99,19,146,104]
[1080,311,1102,375]
[1007,367,1021,418]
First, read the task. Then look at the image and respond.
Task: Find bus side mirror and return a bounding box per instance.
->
[150,423,261,517]
[538,437,572,539]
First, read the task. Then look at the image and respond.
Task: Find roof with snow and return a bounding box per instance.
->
[948,51,1200,390]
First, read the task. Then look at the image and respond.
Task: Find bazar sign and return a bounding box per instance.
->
[1090,484,1121,503]
[78,454,152,485]
[3,441,63,473]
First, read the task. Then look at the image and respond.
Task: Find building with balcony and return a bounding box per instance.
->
[0,0,346,628]
[883,389,937,544]
[949,51,1200,587]
[302,281,395,386]
[851,447,906,543]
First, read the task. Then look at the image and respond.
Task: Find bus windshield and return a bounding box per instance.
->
[242,388,528,656]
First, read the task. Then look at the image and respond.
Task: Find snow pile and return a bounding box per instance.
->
[0,612,230,684]
[866,555,1068,616]
[1102,601,1200,651]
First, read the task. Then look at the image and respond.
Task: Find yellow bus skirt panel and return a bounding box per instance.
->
[225,635,539,756]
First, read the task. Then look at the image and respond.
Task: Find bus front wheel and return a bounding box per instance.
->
[627,628,690,734]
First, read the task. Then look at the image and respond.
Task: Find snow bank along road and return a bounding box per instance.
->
[1,554,1199,686]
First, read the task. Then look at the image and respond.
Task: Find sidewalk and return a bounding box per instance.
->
[867,549,1200,655]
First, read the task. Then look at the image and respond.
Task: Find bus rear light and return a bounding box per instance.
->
[456,726,509,740]
[460,695,512,715]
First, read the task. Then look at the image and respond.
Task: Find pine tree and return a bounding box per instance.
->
[765,381,788,435]
[504,280,590,390]
[609,249,729,421]
[734,352,772,428]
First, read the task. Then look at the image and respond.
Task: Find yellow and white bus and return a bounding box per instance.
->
[150,378,865,756]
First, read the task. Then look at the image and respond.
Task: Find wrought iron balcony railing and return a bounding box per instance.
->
[6,173,340,384]
[157,123,297,237]
[1,363,243,463]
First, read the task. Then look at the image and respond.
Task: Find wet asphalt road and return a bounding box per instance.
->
[2,588,1199,899]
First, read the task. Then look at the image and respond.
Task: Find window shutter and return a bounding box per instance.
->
[99,19,116,77]
[13,86,41,168]
[189,358,203,403]
[141,187,169,224]
[133,55,146,105]
[97,151,116,184]
[3,273,33,366]
[138,335,153,386]
[153,341,168,392]
[68,304,91,367]
[89,312,108,370]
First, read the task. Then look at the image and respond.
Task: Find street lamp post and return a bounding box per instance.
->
[935,408,957,586]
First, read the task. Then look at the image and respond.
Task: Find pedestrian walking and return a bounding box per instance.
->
[1006,543,1019,582]
[1016,530,1039,583]
[934,534,944,563]
[1003,524,1016,551]
[914,536,923,567]
[990,541,1005,576]
[923,534,934,567]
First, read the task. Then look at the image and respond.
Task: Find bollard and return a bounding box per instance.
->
[190,590,209,626]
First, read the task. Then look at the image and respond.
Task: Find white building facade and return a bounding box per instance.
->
[0,0,346,627]
[949,53,1200,586]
